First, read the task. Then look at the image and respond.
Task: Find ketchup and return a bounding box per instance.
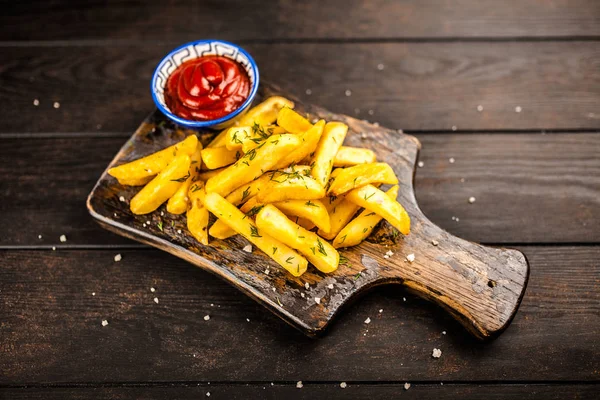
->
[165,56,250,121]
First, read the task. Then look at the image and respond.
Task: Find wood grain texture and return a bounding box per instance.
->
[87,84,528,338]
[0,384,597,400]
[1,42,599,133]
[2,133,599,246]
[0,246,597,383]
[1,0,599,40]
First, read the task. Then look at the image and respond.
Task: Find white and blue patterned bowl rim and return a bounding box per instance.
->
[151,39,259,128]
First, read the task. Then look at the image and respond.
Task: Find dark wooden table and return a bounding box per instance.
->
[1,1,599,399]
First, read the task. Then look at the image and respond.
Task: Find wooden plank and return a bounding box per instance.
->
[1,1,599,40]
[1,42,599,133]
[0,384,597,400]
[1,134,598,247]
[0,246,598,383]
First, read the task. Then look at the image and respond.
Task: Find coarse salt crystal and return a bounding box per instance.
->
[432,239,439,246]
[246,318,250,322]
[432,348,442,358]
[379,309,383,313]
[515,106,522,113]
[449,157,455,164]
[296,381,303,388]
[451,125,457,131]
[406,253,415,262]
[177,229,182,234]
[53,101,60,109]
[345,89,352,97]
[368,109,374,115]
[477,105,483,112]
[204,315,210,321]
[160,211,164,216]
[442,331,447,335]
[340,382,348,388]
[364,317,371,324]
[119,196,126,202]
[305,89,312,95]
[92,292,96,296]
[377,63,384,70]
[264,269,270,275]
[305,282,310,290]
[59,235,67,242]
[38,234,42,239]
[301,293,305,298]
[328,283,334,289]
[404,383,411,390]
[418,161,424,168]
[243,244,252,253]
[206,392,210,397]
[52,246,56,251]
[101,320,108,326]
[403,297,406,301]
[385,250,394,257]
[314,297,321,304]
[468,196,476,204]
[114,254,122,262]
[33,99,39,106]
[150,287,155,292]
[153,297,159,304]
[361,132,367,139]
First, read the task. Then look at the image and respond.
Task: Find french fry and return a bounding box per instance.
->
[205,134,301,197]
[273,199,331,233]
[256,205,339,273]
[317,195,360,240]
[116,176,153,186]
[204,193,308,276]
[209,196,262,239]
[241,125,286,153]
[276,107,312,134]
[108,135,198,185]
[310,122,348,186]
[256,173,325,203]
[333,146,376,167]
[201,146,241,170]
[167,143,203,214]
[237,96,294,127]
[224,126,253,150]
[345,184,410,235]
[187,205,209,245]
[274,120,325,169]
[225,175,269,206]
[130,154,191,215]
[207,129,229,148]
[328,162,398,196]
[187,180,206,208]
[333,185,399,248]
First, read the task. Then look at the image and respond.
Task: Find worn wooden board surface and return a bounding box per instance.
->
[0,246,597,383]
[2,0,600,40]
[1,42,599,133]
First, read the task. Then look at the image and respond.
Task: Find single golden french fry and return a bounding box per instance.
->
[333,146,377,167]
[276,107,312,134]
[130,154,191,215]
[204,193,308,276]
[237,96,294,127]
[273,199,331,233]
[241,125,286,153]
[205,134,301,197]
[333,185,399,248]
[256,205,339,273]
[188,180,206,207]
[225,126,253,150]
[108,135,198,185]
[198,167,225,181]
[201,146,241,170]
[187,205,209,245]
[167,143,203,214]
[311,122,348,186]
[345,184,410,235]
[274,120,325,169]
[328,162,398,196]
[256,173,325,203]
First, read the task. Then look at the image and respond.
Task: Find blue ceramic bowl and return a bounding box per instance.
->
[151,40,259,130]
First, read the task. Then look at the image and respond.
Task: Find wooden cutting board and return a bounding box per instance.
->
[87,82,529,340]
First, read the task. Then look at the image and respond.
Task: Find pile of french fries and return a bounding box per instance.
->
[109,96,410,277]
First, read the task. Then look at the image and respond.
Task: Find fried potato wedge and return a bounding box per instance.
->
[237,96,294,127]
[257,173,325,203]
[273,199,330,233]
[256,205,339,273]
[274,120,325,169]
[333,185,399,248]
[205,134,301,197]
[108,135,198,185]
[187,180,206,208]
[204,193,308,276]
[333,146,376,167]
[346,184,410,235]
[328,162,398,196]
[167,144,203,214]
[276,107,312,134]
[311,122,348,186]
[201,146,240,170]
[130,154,191,215]
[186,205,209,245]
[317,195,360,240]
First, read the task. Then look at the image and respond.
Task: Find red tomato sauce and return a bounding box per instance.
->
[165,56,250,121]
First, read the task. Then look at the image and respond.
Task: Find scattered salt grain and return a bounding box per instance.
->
[432,348,442,358]
[59,235,67,242]
[177,229,182,234]
[305,89,312,95]
[160,211,164,216]
[114,254,122,262]
[296,381,303,389]
[301,293,305,298]
[418,161,424,168]
[119,196,126,202]
[33,99,39,106]
[264,268,270,275]
[451,125,457,131]
[204,315,210,321]
[477,105,483,112]
[345,89,352,97]
[101,320,108,327]
[327,283,334,289]
[340,382,348,388]
[52,246,56,251]
[142,223,146,227]
[150,287,156,292]
[243,244,252,253]
[146,220,151,225]
[379,309,383,313]
[449,157,455,164]
[442,331,447,335]
[403,297,406,301]
[153,297,159,304]
[211,303,214,306]
[53,101,60,109]
[305,282,310,290]
[515,106,522,113]
[377,63,385,70]
[468,196,476,204]
[38,234,42,239]
[246,318,250,322]
[92,292,96,296]
[206,392,210,397]
[406,253,415,262]
[385,250,394,257]
[364,317,371,324]
[460,178,465,183]
[404,383,411,390]
[360,132,367,139]
[432,239,439,246]
[368,109,374,115]
[315,297,321,304]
